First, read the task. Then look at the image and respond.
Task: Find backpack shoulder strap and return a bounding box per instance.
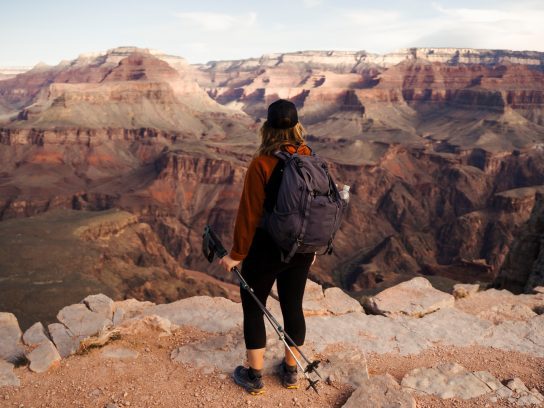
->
[274,150,291,161]
[263,159,285,213]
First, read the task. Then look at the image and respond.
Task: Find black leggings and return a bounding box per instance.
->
[240,228,314,350]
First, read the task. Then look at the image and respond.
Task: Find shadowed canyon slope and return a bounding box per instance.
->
[1,47,544,325]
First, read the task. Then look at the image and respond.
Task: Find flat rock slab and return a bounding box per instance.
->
[324,287,363,315]
[83,294,115,320]
[307,305,543,361]
[23,322,49,347]
[113,299,155,325]
[402,363,544,406]
[171,330,287,375]
[0,360,19,387]
[477,303,537,324]
[365,277,454,317]
[156,294,544,374]
[26,340,61,373]
[455,289,544,320]
[0,312,25,364]
[47,323,80,358]
[342,374,416,408]
[57,303,112,338]
[321,348,369,388]
[482,314,544,356]
[401,308,493,348]
[401,362,494,399]
[143,296,241,334]
[101,347,139,360]
[171,331,246,374]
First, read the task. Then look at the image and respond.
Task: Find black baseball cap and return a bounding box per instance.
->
[267,99,298,129]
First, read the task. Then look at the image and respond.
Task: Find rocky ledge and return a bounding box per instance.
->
[1,277,543,407]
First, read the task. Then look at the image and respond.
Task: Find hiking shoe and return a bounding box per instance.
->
[279,360,298,389]
[233,366,265,395]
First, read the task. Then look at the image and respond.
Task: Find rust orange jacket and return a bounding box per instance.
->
[230,144,312,261]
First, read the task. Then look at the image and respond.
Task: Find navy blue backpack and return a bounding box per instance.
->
[262,150,347,262]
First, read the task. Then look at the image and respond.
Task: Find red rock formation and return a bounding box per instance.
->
[0,46,543,305]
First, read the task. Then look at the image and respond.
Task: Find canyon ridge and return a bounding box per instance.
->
[0,46,543,329]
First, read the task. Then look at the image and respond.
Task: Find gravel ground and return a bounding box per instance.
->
[368,345,544,407]
[1,325,542,408]
[1,325,352,408]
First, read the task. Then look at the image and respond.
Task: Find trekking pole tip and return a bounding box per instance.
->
[306,379,320,394]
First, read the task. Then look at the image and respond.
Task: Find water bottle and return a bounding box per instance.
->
[339,184,350,203]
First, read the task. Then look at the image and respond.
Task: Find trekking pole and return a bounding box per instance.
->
[202,226,322,394]
[231,264,320,393]
[238,267,323,381]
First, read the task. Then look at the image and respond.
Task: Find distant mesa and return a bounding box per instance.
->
[0,45,543,329]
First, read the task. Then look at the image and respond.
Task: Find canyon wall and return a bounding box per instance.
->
[1,47,543,322]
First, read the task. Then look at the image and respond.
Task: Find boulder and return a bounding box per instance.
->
[56,303,112,338]
[505,378,544,406]
[83,294,115,320]
[342,374,416,408]
[0,312,25,364]
[401,362,493,399]
[453,283,480,299]
[26,340,61,373]
[507,377,530,394]
[477,303,537,324]
[324,287,364,315]
[533,286,544,294]
[321,349,369,388]
[0,360,19,387]
[275,280,361,316]
[47,323,80,358]
[142,296,241,334]
[302,280,327,314]
[112,298,155,325]
[472,370,506,392]
[22,322,49,346]
[270,280,326,300]
[365,277,454,317]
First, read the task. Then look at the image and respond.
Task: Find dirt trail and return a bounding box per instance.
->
[1,324,543,408]
[1,325,351,408]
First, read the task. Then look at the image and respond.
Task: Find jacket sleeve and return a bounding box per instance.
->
[230,157,267,261]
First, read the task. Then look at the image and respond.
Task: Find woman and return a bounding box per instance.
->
[219,99,315,395]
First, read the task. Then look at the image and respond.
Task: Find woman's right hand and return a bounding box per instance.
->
[218,254,241,273]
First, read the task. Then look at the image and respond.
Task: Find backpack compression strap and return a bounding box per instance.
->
[282,157,315,263]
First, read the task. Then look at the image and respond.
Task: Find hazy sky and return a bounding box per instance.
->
[2,0,543,66]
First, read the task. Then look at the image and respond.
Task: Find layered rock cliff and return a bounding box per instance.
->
[495,193,544,292]
[1,47,543,321]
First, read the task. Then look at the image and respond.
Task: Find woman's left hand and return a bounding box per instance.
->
[218,255,241,273]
